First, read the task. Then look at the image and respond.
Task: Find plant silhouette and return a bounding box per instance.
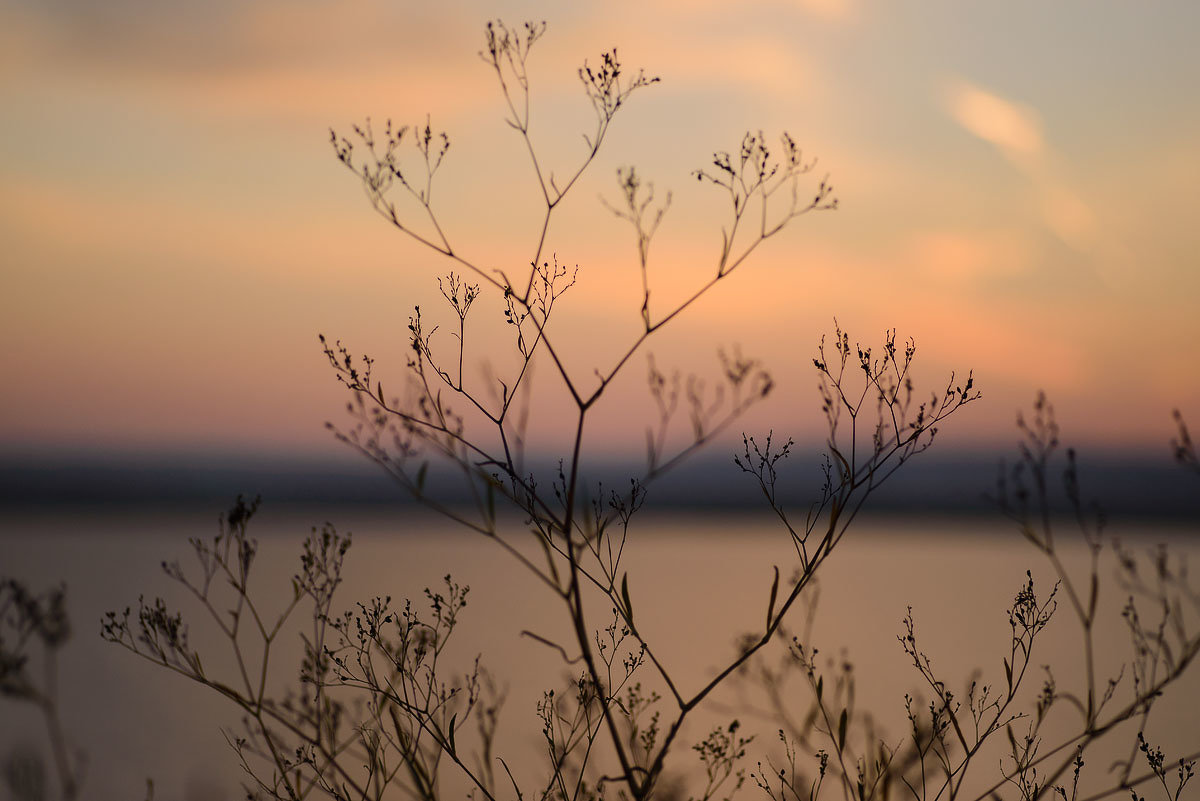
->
[89,19,1200,801]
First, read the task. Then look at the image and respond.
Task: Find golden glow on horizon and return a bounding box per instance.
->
[2,1,1198,454]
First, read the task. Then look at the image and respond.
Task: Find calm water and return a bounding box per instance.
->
[2,507,1197,801]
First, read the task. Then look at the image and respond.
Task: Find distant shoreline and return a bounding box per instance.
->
[1,449,1196,520]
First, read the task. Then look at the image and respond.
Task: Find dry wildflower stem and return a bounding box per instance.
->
[85,18,1200,801]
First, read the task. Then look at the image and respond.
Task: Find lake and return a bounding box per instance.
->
[2,505,1197,801]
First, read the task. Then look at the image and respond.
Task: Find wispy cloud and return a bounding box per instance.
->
[792,0,857,24]
[945,81,1042,160]
[650,36,815,99]
[944,79,1095,250]
[0,0,490,121]
[648,0,857,23]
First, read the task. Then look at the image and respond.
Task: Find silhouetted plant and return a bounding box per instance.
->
[739,395,1199,801]
[99,18,1198,801]
[1171,411,1198,475]
[1,578,81,801]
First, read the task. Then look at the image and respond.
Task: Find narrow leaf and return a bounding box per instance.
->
[621,573,634,626]
[766,565,779,630]
[448,713,457,754]
[838,708,848,751]
[416,462,428,494]
[816,675,823,702]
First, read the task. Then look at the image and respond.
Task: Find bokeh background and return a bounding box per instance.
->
[4,0,1199,471]
[3,3,1200,798]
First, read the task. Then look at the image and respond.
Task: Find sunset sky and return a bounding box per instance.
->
[3,0,1198,464]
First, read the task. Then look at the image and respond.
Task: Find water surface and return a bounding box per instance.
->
[2,507,1196,800]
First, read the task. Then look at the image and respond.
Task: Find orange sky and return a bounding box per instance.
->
[3,0,1198,461]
